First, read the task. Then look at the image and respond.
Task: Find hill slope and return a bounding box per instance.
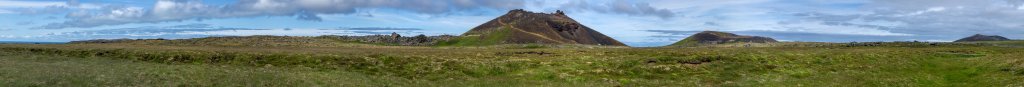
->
[954,34,1010,42]
[670,31,777,47]
[442,9,626,46]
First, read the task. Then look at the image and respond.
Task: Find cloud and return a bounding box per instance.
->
[0,0,101,14]
[38,23,270,40]
[893,7,946,17]
[55,23,272,36]
[789,0,1024,39]
[34,23,431,41]
[0,0,66,8]
[37,0,679,29]
[0,9,12,14]
[642,30,935,42]
[632,0,1022,42]
[320,27,423,30]
[351,31,398,35]
[556,0,676,19]
[727,30,926,42]
[1019,3,1024,10]
[776,19,913,36]
[12,6,72,14]
[167,23,212,28]
[37,0,528,29]
[15,21,34,25]
[67,0,81,7]
[289,0,1022,44]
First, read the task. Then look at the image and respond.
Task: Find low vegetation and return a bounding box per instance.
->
[2,40,1023,86]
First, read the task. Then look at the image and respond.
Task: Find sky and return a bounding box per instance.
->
[1,0,1023,47]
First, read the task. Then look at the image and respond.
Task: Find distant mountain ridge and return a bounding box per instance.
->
[441,9,627,46]
[670,31,777,47]
[954,34,1010,42]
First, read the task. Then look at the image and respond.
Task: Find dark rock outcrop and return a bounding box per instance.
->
[954,34,1010,42]
[670,31,777,46]
[390,32,401,39]
[456,9,627,46]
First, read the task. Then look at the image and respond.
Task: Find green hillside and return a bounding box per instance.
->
[437,25,515,46]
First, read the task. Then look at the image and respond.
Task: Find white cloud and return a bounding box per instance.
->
[110,7,146,18]
[40,0,521,29]
[0,0,102,15]
[631,0,1024,43]
[926,7,947,12]
[0,9,12,14]
[894,7,947,17]
[0,0,64,8]
[789,0,1024,41]
[38,0,678,29]
[780,20,913,36]
[1019,4,1024,10]
[554,0,677,19]
[633,0,912,36]
[0,0,100,9]
[12,0,1024,43]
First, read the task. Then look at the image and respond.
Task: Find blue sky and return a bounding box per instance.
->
[1,0,1023,47]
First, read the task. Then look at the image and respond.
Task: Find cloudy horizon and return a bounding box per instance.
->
[2,0,1023,47]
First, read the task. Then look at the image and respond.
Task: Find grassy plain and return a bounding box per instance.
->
[1,41,1023,86]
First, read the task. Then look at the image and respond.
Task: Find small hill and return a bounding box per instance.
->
[954,34,1010,42]
[669,31,778,47]
[440,9,627,46]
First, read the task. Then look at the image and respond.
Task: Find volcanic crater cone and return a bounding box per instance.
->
[444,9,627,46]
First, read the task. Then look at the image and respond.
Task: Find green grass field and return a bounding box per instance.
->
[2,42,1023,86]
